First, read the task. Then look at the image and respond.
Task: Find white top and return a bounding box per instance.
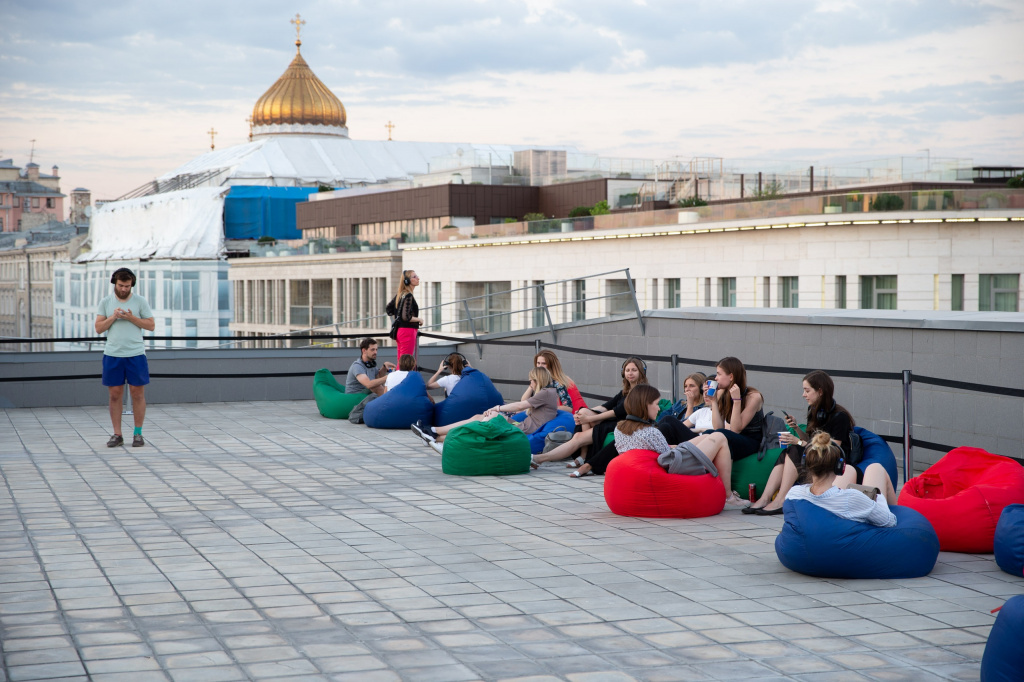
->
[785,484,897,527]
[685,406,713,432]
[435,374,461,396]
[384,370,409,391]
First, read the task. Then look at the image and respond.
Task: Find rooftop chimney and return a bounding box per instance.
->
[25,163,39,181]
[51,165,59,177]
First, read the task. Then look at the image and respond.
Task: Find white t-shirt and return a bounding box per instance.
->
[685,406,713,432]
[786,484,897,527]
[435,374,461,396]
[384,370,409,391]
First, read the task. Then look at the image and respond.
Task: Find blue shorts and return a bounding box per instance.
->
[102,355,150,387]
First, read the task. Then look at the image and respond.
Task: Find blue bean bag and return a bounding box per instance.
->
[982,595,1024,682]
[434,368,504,426]
[525,410,576,454]
[364,371,434,429]
[855,427,898,488]
[994,504,1024,577]
[775,499,939,579]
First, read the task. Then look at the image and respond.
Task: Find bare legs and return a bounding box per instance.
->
[108,384,147,436]
[689,432,741,503]
[759,457,802,511]
[433,413,489,442]
[532,429,594,464]
[108,385,124,436]
[129,385,146,429]
[862,463,898,505]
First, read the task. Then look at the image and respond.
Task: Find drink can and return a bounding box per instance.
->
[748,483,757,503]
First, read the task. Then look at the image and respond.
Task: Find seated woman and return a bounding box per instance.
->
[687,357,765,508]
[656,372,712,445]
[571,385,666,477]
[412,367,559,451]
[531,357,648,467]
[785,431,897,526]
[746,370,856,516]
[383,354,418,392]
[523,350,583,413]
[426,353,468,396]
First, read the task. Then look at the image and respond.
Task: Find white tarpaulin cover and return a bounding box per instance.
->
[79,187,226,262]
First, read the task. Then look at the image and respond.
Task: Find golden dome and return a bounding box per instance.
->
[251,41,347,135]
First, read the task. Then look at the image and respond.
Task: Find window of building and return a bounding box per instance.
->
[70,272,82,307]
[311,279,332,326]
[951,274,964,311]
[234,282,244,322]
[861,275,898,310]
[835,276,847,309]
[458,281,512,333]
[573,279,586,321]
[607,279,635,315]
[779,276,799,308]
[185,319,198,348]
[718,278,737,307]
[219,316,231,337]
[32,197,40,208]
[431,281,441,329]
[290,280,310,325]
[164,318,173,347]
[979,274,1019,312]
[665,278,681,308]
[704,277,711,307]
[53,271,65,303]
[46,198,54,208]
[218,270,230,310]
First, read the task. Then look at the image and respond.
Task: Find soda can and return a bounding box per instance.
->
[748,483,757,503]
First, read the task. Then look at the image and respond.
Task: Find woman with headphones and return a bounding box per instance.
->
[389,270,422,359]
[746,370,857,516]
[571,384,665,477]
[531,356,648,468]
[427,352,469,396]
[783,431,897,526]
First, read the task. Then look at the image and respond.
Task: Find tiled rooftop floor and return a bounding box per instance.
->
[1,401,1019,682]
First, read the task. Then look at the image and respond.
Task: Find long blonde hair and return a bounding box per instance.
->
[392,270,416,306]
[526,367,553,415]
[535,350,575,388]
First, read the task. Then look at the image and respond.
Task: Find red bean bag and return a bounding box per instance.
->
[604,449,726,518]
[898,447,1024,553]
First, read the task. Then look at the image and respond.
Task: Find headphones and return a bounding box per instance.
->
[110,267,137,287]
[815,399,836,423]
[801,442,846,476]
[621,357,648,377]
[444,352,468,368]
[363,358,377,369]
[403,270,412,286]
[625,414,654,426]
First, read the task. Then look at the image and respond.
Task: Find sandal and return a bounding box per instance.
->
[568,470,592,478]
[530,457,539,470]
[566,456,585,469]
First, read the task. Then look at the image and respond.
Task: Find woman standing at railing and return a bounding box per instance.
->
[388,270,423,360]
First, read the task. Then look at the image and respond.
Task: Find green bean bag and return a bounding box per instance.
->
[313,368,367,419]
[442,415,531,476]
[732,448,782,500]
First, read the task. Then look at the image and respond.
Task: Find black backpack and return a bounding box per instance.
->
[386,295,404,340]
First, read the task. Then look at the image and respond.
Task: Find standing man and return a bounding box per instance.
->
[95,267,155,447]
[344,338,395,396]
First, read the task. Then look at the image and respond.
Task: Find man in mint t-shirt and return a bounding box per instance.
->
[95,268,155,447]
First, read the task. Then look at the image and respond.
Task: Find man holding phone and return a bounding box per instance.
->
[95,268,155,447]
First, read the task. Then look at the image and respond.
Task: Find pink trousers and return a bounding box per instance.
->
[396,327,418,361]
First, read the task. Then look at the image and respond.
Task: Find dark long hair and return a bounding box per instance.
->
[803,370,854,433]
[616,385,662,436]
[621,356,649,396]
[716,356,755,422]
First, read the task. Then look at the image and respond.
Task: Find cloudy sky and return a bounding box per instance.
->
[1,0,1022,201]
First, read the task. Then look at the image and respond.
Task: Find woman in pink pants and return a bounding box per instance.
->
[391,270,422,360]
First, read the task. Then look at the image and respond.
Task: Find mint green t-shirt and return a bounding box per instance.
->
[97,293,153,357]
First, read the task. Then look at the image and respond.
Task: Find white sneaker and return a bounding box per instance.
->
[429,440,443,455]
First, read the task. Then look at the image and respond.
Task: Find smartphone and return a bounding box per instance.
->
[782,410,791,419]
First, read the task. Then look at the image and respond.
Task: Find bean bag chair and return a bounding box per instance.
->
[775,499,939,579]
[994,504,1024,577]
[434,368,504,427]
[855,427,898,488]
[525,410,576,454]
[732,448,781,502]
[898,447,1024,553]
[363,371,434,430]
[981,595,1024,682]
[441,415,531,476]
[313,369,367,419]
[604,449,726,518]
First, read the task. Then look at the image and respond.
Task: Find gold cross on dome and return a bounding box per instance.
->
[385,120,395,141]
[208,127,218,150]
[291,13,306,44]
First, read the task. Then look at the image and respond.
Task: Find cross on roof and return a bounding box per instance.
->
[385,121,396,141]
[208,127,217,150]
[291,13,306,46]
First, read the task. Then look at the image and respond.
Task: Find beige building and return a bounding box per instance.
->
[0,227,87,349]
[228,250,403,347]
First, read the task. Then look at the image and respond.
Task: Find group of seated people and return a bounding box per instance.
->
[348,337,897,527]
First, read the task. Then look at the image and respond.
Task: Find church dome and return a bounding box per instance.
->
[251,39,348,139]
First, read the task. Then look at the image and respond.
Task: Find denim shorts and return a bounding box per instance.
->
[102,355,150,387]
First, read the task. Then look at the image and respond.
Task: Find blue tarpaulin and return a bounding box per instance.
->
[223,186,320,240]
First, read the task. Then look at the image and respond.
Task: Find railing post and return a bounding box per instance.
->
[462,299,483,358]
[902,369,913,483]
[624,268,646,335]
[537,284,557,342]
[671,354,679,403]
[534,339,540,355]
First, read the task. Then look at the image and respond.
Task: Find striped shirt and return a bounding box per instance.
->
[785,484,897,527]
